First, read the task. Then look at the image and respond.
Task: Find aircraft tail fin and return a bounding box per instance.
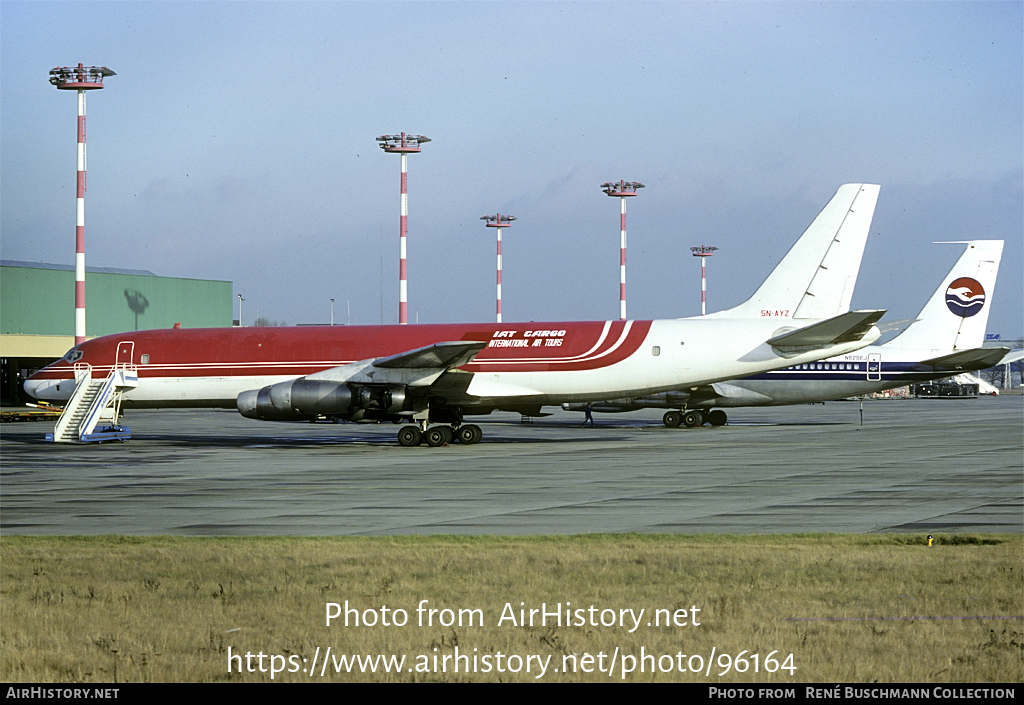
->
[716,184,880,320]
[888,240,1003,351]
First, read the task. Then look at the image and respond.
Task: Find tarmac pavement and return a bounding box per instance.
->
[1,395,1020,536]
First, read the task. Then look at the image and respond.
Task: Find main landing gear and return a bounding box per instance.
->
[397,423,483,447]
[662,409,728,429]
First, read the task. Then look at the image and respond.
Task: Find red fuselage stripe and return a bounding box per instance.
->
[30,321,654,380]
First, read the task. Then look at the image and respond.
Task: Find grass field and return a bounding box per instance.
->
[1,534,1021,683]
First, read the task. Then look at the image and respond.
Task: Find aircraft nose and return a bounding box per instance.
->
[23,377,43,400]
[23,375,61,402]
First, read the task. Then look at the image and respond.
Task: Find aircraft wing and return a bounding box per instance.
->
[373,341,489,370]
[304,340,489,387]
[767,309,886,352]
[919,347,1012,372]
[238,340,490,421]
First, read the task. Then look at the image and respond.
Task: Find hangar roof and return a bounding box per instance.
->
[2,260,157,277]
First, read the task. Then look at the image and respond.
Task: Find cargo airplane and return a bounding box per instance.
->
[565,240,1007,427]
[25,184,885,447]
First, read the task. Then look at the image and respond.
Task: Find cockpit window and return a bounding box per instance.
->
[62,349,84,363]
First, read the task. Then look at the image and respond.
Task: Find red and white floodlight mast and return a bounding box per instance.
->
[601,180,644,320]
[49,64,115,345]
[481,214,516,323]
[377,133,430,324]
[691,245,718,315]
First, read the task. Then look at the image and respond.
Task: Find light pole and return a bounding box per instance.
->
[237,294,244,327]
[691,245,718,315]
[601,180,644,320]
[49,64,115,345]
[330,299,334,326]
[377,132,430,324]
[481,214,516,323]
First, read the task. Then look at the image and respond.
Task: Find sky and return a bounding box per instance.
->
[2,1,1021,340]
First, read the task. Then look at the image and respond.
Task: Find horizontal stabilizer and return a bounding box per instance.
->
[768,310,885,351]
[876,318,917,335]
[373,341,488,370]
[920,347,1011,371]
[1000,348,1024,366]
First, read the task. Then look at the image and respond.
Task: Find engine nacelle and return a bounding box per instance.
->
[237,378,353,420]
[354,384,408,415]
[238,379,410,421]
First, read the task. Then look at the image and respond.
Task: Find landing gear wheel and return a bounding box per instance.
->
[424,426,452,447]
[397,426,422,447]
[663,411,682,428]
[456,424,483,445]
[682,410,704,428]
[707,409,727,426]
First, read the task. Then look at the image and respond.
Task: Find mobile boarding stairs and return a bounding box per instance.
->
[47,363,138,443]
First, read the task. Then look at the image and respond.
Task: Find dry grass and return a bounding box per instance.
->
[1,534,1021,682]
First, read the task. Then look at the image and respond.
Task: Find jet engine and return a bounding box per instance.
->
[237,377,410,422]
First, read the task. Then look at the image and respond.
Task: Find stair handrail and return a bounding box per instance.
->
[106,362,138,426]
[79,364,138,439]
[73,361,92,385]
[51,363,96,442]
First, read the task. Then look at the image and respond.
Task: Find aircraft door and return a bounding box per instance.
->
[672,340,690,370]
[116,341,136,366]
[866,353,881,381]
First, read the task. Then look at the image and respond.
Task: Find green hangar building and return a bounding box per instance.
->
[1,260,232,403]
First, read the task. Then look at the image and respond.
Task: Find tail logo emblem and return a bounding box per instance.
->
[945,277,986,318]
